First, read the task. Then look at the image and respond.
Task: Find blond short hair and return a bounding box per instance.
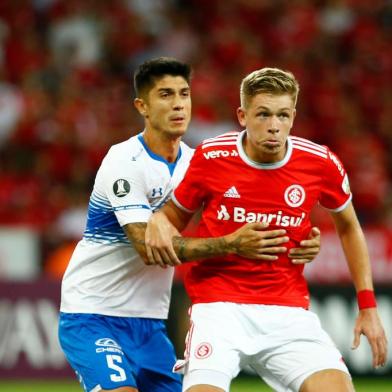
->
[240,67,299,108]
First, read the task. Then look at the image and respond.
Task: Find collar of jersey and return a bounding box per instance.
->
[137,133,182,176]
[236,130,293,170]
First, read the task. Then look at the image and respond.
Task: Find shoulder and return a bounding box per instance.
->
[290,136,347,177]
[194,131,241,160]
[99,136,145,177]
[290,136,329,160]
[107,135,141,159]
[201,131,240,149]
[104,135,145,165]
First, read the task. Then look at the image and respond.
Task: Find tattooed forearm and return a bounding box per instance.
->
[126,222,147,245]
[175,236,187,260]
[229,236,239,250]
[126,222,233,263]
[123,222,149,260]
[172,236,229,261]
[130,222,147,230]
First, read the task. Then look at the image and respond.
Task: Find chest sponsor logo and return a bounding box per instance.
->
[217,205,306,227]
[113,179,130,197]
[217,205,231,220]
[203,149,238,159]
[284,184,305,207]
[223,186,241,198]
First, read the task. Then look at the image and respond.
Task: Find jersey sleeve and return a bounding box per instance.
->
[319,148,352,211]
[172,145,208,212]
[100,149,152,226]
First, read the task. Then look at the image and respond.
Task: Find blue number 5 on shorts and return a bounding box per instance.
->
[58,313,181,392]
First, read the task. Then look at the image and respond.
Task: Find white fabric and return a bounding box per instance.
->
[182,302,350,392]
[60,134,194,318]
[183,369,230,392]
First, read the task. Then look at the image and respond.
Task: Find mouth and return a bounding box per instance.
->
[169,115,186,124]
[262,139,281,148]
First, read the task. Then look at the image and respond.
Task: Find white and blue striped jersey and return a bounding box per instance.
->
[60,133,194,318]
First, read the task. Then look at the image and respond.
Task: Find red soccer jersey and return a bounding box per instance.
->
[173,131,352,309]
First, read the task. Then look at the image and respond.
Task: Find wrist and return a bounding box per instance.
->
[223,234,236,255]
[357,289,377,310]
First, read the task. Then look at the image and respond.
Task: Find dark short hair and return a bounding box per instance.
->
[133,57,192,98]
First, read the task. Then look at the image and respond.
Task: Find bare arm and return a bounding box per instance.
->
[331,203,373,291]
[123,218,182,268]
[145,200,289,267]
[331,202,387,368]
[123,222,149,262]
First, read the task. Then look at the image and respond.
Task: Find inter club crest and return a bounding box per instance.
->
[284,184,305,207]
[194,342,213,359]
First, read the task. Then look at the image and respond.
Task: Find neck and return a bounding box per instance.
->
[243,134,288,164]
[142,128,181,163]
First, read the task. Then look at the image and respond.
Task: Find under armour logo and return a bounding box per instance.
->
[113,179,130,197]
[217,205,230,220]
[151,187,163,198]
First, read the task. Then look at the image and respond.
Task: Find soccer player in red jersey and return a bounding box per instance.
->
[145,68,388,392]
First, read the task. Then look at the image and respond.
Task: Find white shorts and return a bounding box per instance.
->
[176,302,350,392]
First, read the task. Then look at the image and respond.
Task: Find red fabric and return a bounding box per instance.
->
[357,290,377,309]
[173,132,351,308]
[0,0,390,236]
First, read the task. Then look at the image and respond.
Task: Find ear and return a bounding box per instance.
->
[134,98,147,117]
[237,107,246,128]
[290,108,296,127]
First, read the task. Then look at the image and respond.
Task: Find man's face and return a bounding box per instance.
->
[141,75,191,138]
[237,93,296,163]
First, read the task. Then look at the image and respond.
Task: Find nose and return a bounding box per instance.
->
[268,115,280,133]
[173,94,184,111]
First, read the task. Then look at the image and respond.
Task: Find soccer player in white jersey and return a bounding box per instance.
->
[58,58,322,392]
[145,67,388,392]
[58,58,195,392]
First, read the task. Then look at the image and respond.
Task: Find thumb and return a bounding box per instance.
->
[310,227,320,238]
[351,330,361,350]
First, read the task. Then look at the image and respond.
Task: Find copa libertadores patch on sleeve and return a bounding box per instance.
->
[113,179,130,197]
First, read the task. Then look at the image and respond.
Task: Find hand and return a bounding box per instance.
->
[225,222,289,260]
[352,308,388,368]
[289,226,321,264]
[145,211,181,268]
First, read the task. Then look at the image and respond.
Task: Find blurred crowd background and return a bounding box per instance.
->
[0,0,391,280]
